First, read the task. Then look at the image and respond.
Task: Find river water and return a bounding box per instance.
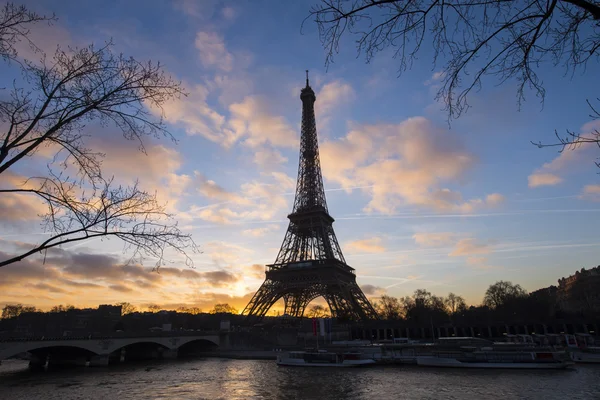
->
[0,359,599,399]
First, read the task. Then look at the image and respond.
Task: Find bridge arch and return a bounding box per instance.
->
[0,341,100,360]
[110,341,171,362]
[176,338,219,357]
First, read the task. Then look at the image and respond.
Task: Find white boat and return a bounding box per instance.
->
[571,349,600,363]
[416,354,572,369]
[415,337,573,369]
[276,350,376,367]
[568,334,600,364]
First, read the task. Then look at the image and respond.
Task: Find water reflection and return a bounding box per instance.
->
[0,359,599,400]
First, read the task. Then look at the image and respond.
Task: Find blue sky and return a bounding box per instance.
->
[0,0,599,311]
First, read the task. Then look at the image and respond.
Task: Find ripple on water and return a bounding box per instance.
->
[1,359,600,400]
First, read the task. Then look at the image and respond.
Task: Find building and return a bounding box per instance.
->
[557,266,600,314]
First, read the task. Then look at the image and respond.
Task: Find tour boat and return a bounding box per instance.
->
[567,334,600,364]
[276,350,376,367]
[415,337,573,369]
[416,352,572,369]
[571,349,600,363]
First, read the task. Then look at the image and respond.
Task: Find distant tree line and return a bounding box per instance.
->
[2,276,597,324]
[0,302,240,319]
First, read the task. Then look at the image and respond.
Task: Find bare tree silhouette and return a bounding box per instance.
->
[309,0,600,118]
[0,4,198,268]
[0,3,55,62]
[308,0,600,166]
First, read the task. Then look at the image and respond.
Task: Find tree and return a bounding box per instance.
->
[0,4,198,268]
[533,98,600,170]
[307,304,330,318]
[309,0,600,165]
[1,303,37,318]
[210,303,238,314]
[483,281,528,309]
[403,289,449,322]
[147,304,161,313]
[116,302,136,315]
[0,3,55,62]
[445,292,467,314]
[310,0,600,118]
[49,304,75,312]
[176,306,202,314]
[375,295,404,320]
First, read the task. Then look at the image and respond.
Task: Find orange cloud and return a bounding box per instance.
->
[528,172,563,188]
[449,238,492,256]
[0,243,248,310]
[413,232,455,247]
[581,184,600,201]
[320,117,503,214]
[228,96,297,148]
[528,121,600,188]
[242,224,280,237]
[184,172,294,224]
[152,83,229,144]
[345,237,386,253]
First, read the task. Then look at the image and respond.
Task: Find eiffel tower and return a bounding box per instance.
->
[242,72,378,321]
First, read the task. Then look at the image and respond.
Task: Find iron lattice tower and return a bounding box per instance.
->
[242,72,378,321]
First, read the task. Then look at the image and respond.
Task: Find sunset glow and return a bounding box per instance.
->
[1,0,599,314]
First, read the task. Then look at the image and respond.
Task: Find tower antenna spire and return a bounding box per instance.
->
[306,69,309,87]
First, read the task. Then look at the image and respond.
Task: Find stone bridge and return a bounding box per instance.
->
[0,333,224,366]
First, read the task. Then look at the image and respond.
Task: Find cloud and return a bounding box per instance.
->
[360,284,386,296]
[0,171,64,222]
[183,291,255,314]
[194,172,246,204]
[346,238,386,253]
[203,270,239,287]
[205,241,254,267]
[221,6,237,20]
[320,117,503,214]
[195,31,233,71]
[581,184,600,201]
[449,238,492,256]
[187,172,294,224]
[583,184,600,194]
[30,283,71,294]
[0,243,248,310]
[424,71,446,86]
[173,0,213,18]
[528,173,563,188]
[413,232,455,247]
[228,96,297,148]
[248,264,265,279]
[13,15,74,62]
[153,83,229,145]
[528,121,600,188]
[315,80,355,127]
[253,148,288,171]
[466,256,487,266]
[109,284,134,293]
[242,224,280,237]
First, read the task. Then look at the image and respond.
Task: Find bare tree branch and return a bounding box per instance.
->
[533,98,600,169]
[0,2,55,62]
[0,4,199,269]
[309,0,600,118]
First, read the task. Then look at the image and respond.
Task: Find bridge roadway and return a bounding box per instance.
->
[0,332,224,366]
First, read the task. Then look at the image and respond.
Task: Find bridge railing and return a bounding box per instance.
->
[0,330,221,343]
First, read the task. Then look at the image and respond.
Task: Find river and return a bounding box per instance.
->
[0,359,599,399]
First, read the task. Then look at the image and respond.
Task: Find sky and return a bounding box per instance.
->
[1,0,599,313]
